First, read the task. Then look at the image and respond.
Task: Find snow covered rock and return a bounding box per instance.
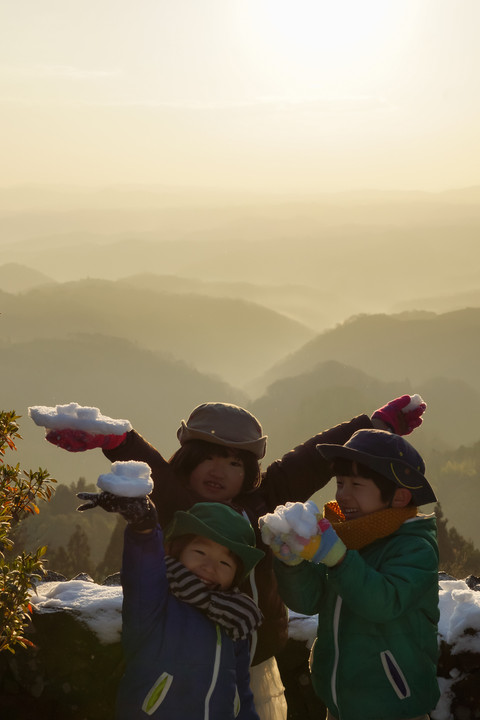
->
[1,574,479,719]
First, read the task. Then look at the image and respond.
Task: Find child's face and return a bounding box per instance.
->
[188,451,245,504]
[335,474,389,520]
[179,535,238,590]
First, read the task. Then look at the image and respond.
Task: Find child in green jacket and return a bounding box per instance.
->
[259,429,440,720]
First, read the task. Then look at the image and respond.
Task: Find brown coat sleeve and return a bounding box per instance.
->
[256,414,373,513]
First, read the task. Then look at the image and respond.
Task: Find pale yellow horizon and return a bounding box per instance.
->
[1,0,480,193]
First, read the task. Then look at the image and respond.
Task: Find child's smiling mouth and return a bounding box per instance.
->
[204,481,224,490]
[341,507,360,518]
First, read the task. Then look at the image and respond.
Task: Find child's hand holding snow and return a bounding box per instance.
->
[259,501,321,563]
[28,403,131,452]
[371,394,426,436]
[77,461,158,531]
[259,501,346,567]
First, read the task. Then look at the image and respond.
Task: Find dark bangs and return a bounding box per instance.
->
[332,458,397,504]
[169,439,261,493]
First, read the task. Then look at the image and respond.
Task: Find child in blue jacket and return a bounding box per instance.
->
[260,430,440,720]
[77,463,264,720]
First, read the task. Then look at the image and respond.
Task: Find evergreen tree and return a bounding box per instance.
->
[46,524,95,579]
[0,410,55,653]
[16,476,115,573]
[96,516,125,579]
[67,524,94,577]
[45,545,70,578]
[436,503,480,578]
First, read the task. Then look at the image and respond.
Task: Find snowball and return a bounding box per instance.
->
[402,394,425,413]
[438,579,480,652]
[260,500,319,538]
[28,403,132,434]
[97,460,153,497]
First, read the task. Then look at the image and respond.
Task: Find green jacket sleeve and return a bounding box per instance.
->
[273,557,328,616]
[327,533,439,622]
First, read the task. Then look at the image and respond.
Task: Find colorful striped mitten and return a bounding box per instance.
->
[259,500,346,567]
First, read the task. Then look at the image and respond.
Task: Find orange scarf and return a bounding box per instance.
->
[323,501,418,550]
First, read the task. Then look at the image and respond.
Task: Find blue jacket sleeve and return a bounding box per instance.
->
[121,525,169,649]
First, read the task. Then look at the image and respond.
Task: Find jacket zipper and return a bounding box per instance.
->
[243,510,258,662]
[331,595,342,718]
[204,624,222,720]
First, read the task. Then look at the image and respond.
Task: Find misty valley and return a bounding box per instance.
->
[2,185,480,567]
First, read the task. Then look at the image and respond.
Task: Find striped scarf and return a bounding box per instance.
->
[165,555,263,641]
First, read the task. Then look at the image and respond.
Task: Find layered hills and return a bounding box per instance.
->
[2,271,480,546]
[2,185,480,550]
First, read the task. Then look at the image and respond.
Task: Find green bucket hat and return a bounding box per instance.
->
[166,502,264,580]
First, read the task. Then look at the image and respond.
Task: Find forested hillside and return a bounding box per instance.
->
[252,308,480,399]
[0,280,313,386]
[3,272,480,550]
[3,186,480,562]
[3,332,247,488]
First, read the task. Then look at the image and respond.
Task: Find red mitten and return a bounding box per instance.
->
[46,428,127,452]
[371,394,426,436]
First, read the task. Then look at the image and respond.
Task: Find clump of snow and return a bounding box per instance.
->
[28,403,132,434]
[438,579,480,654]
[97,461,153,497]
[260,500,320,538]
[30,579,123,645]
[433,676,462,720]
[287,610,318,649]
[402,394,425,413]
[28,574,480,717]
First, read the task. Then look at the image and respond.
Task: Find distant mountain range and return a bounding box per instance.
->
[0,277,314,386]
[2,185,480,320]
[6,332,247,491]
[4,261,480,334]
[0,262,56,293]
[250,308,480,398]
[2,275,479,547]
[2,184,480,548]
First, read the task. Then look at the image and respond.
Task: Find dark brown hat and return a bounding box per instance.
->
[177,402,267,459]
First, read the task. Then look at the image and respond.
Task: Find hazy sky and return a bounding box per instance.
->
[2,0,480,193]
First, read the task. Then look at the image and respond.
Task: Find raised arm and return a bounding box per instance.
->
[259,413,372,510]
[29,402,183,526]
[258,394,427,511]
